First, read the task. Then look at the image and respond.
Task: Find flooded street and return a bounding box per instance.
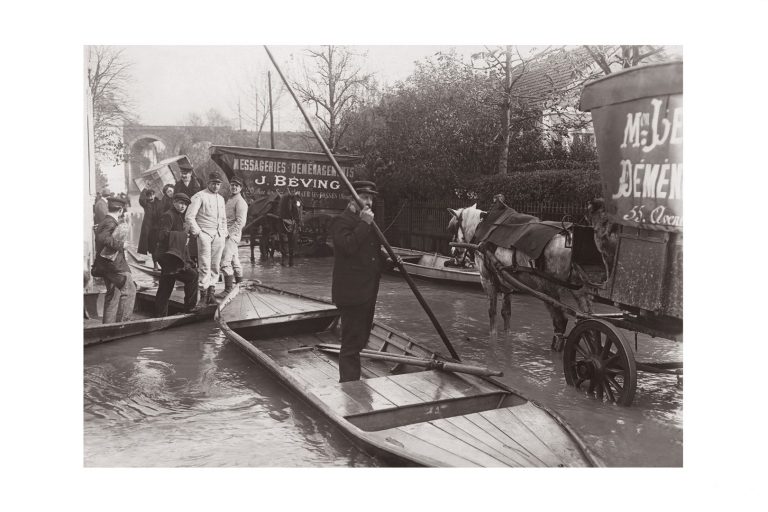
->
[84,248,682,467]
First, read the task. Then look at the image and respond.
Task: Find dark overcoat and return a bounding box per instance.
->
[138,191,163,255]
[157,208,195,274]
[174,176,202,199]
[330,208,384,306]
[93,215,130,285]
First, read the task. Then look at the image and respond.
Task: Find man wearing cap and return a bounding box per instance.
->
[154,193,199,317]
[186,171,227,306]
[174,163,202,199]
[330,180,388,382]
[218,176,248,297]
[93,196,136,324]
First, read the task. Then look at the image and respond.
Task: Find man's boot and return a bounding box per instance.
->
[234,275,243,284]
[192,286,208,312]
[216,274,234,298]
[205,285,217,306]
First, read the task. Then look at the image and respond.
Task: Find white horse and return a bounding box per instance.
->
[448,204,594,349]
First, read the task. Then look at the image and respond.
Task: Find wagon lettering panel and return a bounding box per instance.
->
[592,94,683,232]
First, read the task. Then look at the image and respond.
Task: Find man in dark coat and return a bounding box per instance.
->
[138,188,163,269]
[330,181,395,382]
[174,163,202,199]
[154,193,199,316]
[93,196,136,324]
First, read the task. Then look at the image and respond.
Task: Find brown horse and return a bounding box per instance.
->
[448,204,594,350]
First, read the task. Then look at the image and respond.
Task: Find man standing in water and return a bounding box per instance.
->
[218,176,248,297]
[186,172,227,307]
[330,181,397,382]
[93,196,136,323]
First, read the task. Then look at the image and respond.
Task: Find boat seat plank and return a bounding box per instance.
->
[374,428,482,467]
[398,422,509,467]
[475,408,562,467]
[506,403,588,467]
[440,416,531,468]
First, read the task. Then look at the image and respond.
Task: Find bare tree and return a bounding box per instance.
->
[583,45,669,75]
[237,70,286,147]
[293,46,374,152]
[86,46,135,164]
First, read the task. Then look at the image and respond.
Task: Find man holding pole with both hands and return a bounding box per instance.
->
[330,181,402,382]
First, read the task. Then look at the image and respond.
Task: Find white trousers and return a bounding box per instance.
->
[196,231,224,288]
[220,237,242,278]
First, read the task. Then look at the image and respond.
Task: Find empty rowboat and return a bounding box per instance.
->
[216,282,601,467]
[387,247,481,287]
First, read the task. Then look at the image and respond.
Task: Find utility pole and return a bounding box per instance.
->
[268,70,275,149]
[498,45,512,175]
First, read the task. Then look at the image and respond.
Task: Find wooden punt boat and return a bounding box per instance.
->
[216,283,601,467]
[388,247,481,287]
[84,284,216,346]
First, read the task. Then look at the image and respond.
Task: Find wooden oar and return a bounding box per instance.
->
[314,344,501,377]
[264,45,462,362]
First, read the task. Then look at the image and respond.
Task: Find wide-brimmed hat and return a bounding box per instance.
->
[352,180,378,196]
[230,176,244,187]
[208,172,223,183]
[173,192,191,205]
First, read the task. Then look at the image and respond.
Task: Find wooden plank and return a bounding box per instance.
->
[458,411,550,467]
[417,370,495,399]
[337,380,398,412]
[425,417,525,467]
[506,403,589,467]
[399,422,508,467]
[374,427,482,467]
[361,376,427,407]
[476,409,562,467]
[310,384,373,416]
[437,416,530,468]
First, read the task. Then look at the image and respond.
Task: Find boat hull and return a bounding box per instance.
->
[216,284,600,467]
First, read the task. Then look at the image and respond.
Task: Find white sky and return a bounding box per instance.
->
[121,45,488,130]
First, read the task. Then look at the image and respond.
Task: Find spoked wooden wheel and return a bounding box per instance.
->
[563,319,637,406]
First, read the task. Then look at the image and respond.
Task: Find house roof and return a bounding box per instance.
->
[508,47,597,108]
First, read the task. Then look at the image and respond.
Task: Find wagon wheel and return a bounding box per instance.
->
[563,319,637,406]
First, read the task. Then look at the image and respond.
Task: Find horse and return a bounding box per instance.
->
[275,191,303,267]
[447,203,594,350]
[246,192,281,262]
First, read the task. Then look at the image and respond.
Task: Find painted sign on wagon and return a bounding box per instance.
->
[581,62,683,232]
[210,145,362,211]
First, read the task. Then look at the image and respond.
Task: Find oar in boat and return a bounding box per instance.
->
[264,45,462,363]
[312,344,502,378]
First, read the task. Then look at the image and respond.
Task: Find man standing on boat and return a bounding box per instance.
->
[154,192,199,316]
[174,162,202,199]
[186,171,227,307]
[93,196,136,324]
[218,176,248,297]
[330,181,389,382]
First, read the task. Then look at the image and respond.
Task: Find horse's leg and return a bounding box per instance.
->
[501,292,512,334]
[280,232,287,266]
[288,232,294,267]
[544,294,569,352]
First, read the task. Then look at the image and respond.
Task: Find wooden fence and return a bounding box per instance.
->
[377,199,586,255]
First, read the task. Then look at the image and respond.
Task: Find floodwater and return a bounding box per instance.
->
[84,247,682,467]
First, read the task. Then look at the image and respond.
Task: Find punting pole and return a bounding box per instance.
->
[264,45,462,362]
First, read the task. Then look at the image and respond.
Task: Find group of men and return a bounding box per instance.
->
[93,167,392,383]
[92,163,247,323]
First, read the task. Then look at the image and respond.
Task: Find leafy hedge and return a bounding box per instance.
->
[508,159,599,172]
[472,168,603,205]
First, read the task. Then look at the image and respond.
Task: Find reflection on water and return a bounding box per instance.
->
[85,248,682,467]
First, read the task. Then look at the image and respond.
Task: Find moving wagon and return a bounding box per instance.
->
[564,61,683,406]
